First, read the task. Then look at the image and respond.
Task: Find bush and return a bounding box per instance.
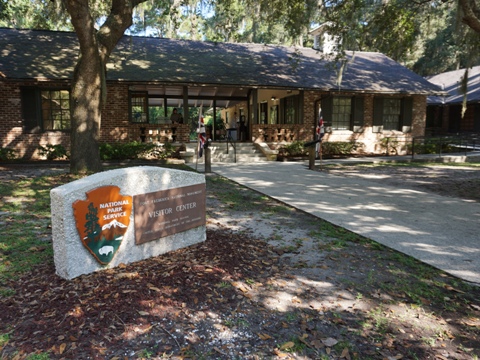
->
[148,142,181,160]
[37,144,69,160]
[0,148,16,161]
[99,141,181,161]
[321,141,362,156]
[410,138,460,155]
[99,141,157,160]
[280,141,307,156]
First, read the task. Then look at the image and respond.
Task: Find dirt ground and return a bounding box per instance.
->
[321,163,480,203]
[0,163,479,360]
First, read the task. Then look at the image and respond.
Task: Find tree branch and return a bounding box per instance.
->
[459,0,480,33]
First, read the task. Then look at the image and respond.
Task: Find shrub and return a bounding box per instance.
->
[410,138,461,155]
[0,148,17,161]
[148,142,181,160]
[99,141,181,161]
[280,141,307,156]
[378,137,400,155]
[37,144,69,160]
[99,141,157,160]
[321,141,363,156]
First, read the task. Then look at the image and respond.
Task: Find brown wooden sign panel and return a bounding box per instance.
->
[133,183,206,245]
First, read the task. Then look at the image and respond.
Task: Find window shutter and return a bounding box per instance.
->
[21,87,41,133]
[402,97,413,133]
[321,96,332,132]
[373,97,383,133]
[353,97,364,132]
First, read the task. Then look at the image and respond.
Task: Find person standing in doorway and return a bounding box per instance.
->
[227,112,238,141]
[170,108,182,124]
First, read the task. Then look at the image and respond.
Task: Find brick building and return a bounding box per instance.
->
[0,28,443,159]
[426,66,480,135]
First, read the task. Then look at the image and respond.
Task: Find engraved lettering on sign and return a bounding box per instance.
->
[133,183,206,245]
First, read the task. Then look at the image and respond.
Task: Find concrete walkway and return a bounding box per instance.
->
[196,156,480,285]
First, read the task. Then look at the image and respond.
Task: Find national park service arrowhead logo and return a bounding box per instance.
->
[72,186,132,265]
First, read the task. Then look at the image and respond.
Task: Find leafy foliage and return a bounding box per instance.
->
[0,148,17,161]
[37,144,69,161]
[99,141,180,160]
[280,140,307,156]
[321,141,362,156]
[318,0,480,75]
[99,141,156,160]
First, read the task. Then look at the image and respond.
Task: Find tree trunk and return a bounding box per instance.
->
[63,0,147,173]
[69,53,103,174]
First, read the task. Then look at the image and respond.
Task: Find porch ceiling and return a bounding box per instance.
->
[129,84,249,108]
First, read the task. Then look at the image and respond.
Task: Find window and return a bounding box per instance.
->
[130,91,148,123]
[41,90,71,130]
[373,97,413,132]
[321,96,364,132]
[21,87,71,133]
[278,94,303,124]
[332,97,351,130]
[284,97,296,124]
[382,98,401,130]
[269,105,278,124]
[259,102,268,124]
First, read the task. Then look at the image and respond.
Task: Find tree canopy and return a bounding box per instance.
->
[2,0,479,76]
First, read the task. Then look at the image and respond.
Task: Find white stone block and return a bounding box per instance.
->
[50,166,206,280]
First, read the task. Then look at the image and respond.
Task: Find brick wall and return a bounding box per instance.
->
[0,81,190,160]
[101,83,191,144]
[0,80,72,159]
[252,91,427,155]
[0,80,428,159]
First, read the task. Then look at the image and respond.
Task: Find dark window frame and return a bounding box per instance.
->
[321,95,364,132]
[332,96,352,130]
[259,102,268,124]
[41,89,71,131]
[279,94,303,124]
[269,105,279,124]
[129,91,149,123]
[373,97,413,133]
[21,87,71,133]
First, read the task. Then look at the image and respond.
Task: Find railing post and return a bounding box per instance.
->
[204,147,211,173]
[308,148,316,170]
[411,137,415,160]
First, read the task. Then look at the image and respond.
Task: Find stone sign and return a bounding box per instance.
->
[133,183,206,245]
[51,166,206,280]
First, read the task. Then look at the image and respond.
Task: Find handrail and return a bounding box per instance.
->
[411,134,480,159]
[225,132,237,163]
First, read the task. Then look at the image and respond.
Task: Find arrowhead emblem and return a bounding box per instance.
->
[72,186,132,265]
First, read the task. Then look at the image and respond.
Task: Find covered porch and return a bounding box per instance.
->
[126,84,311,145]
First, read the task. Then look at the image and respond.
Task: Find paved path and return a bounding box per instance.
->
[204,160,480,285]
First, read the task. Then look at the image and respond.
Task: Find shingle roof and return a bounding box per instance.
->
[1,28,443,95]
[426,66,480,105]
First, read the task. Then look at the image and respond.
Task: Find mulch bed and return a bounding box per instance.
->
[1,230,287,359]
[1,163,480,359]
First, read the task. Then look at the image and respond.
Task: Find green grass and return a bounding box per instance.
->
[26,354,51,360]
[0,175,84,295]
[206,175,264,211]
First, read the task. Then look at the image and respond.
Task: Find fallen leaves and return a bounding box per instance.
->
[2,169,480,359]
[257,332,272,340]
